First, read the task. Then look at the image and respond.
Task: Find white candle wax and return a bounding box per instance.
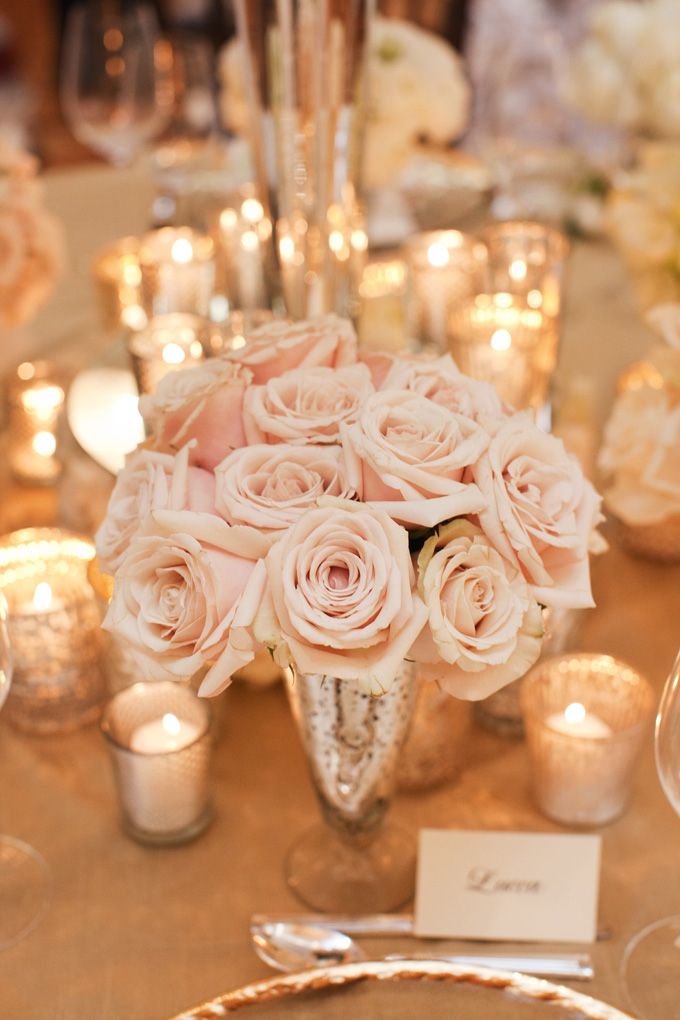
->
[545,702,613,739]
[129,712,201,754]
[124,712,206,836]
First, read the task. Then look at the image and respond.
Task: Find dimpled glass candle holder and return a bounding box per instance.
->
[127,313,209,395]
[482,220,569,318]
[92,236,146,332]
[404,229,487,352]
[521,654,654,827]
[101,681,213,846]
[139,227,215,319]
[8,362,65,485]
[0,529,106,733]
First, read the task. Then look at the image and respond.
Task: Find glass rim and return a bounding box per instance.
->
[520,651,655,739]
[100,679,212,757]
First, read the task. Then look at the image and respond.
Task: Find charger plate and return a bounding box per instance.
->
[170,959,634,1019]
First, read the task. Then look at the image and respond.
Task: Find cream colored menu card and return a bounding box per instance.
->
[415,829,601,943]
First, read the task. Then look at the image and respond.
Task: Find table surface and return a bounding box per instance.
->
[1,166,680,1020]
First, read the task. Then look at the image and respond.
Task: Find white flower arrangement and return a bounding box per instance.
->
[566,0,680,140]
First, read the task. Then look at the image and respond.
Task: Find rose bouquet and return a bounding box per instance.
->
[0,138,64,330]
[98,316,602,704]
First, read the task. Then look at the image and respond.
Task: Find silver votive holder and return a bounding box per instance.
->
[403,229,487,352]
[101,681,213,846]
[448,291,559,413]
[521,654,654,827]
[481,220,569,319]
[127,313,211,395]
[7,362,65,485]
[0,529,106,733]
[92,236,146,332]
[139,227,216,319]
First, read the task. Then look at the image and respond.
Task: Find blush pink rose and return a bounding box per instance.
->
[243,363,374,445]
[471,414,603,609]
[139,359,252,470]
[95,445,216,575]
[226,314,357,383]
[382,354,505,422]
[214,443,355,538]
[411,520,543,700]
[256,503,428,694]
[358,350,397,388]
[105,509,267,694]
[340,390,488,527]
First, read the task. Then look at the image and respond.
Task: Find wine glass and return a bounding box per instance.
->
[0,592,52,949]
[60,0,174,166]
[621,648,680,1017]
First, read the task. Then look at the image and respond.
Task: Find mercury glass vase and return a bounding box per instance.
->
[233,0,373,319]
[285,661,417,913]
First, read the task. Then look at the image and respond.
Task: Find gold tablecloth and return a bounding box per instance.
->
[0,167,679,1019]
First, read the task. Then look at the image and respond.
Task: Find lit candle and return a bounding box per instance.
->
[127,313,207,395]
[8,362,65,484]
[101,682,213,844]
[92,237,145,332]
[214,189,270,311]
[545,702,613,740]
[139,227,215,319]
[130,712,201,754]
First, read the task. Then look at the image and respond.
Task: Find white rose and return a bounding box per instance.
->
[381,353,504,423]
[411,520,543,700]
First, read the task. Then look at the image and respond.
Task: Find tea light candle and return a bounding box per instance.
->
[101,682,213,845]
[404,230,486,352]
[127,313,207,395]
[8,362,65,484]
[521,654,654,827]
[0,528,106,733]
[139,227,215,319]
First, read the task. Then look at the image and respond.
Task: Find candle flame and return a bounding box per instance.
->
[427,242,450,268]
[33,581,53,612]
[509,258,527,281]
[162,713,181,736]
[241,197,264,223]
[171,238,194,264]
[32,431,57,457]
[490,328,512,352]
[162,342,186,366]
[564,702,587,725]
[241,229,259,253]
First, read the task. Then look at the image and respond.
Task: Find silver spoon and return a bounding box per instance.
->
[250,919,594,981]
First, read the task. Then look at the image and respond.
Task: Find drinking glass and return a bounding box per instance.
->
[0,594,51,949]
[60,0,173,166]
[621,649,680,1017]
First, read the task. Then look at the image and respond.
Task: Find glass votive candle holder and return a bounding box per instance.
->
[200,308,274,356]
[0,528,106,733]
[7,361,65,485]
[481,220,569,319]
[101,681,213,846]
[92,236,146,332]
[403,229,487,352]
[139,226,216,319]
[521,654,655,827]
[448,291,560,412]
[358,259,409,354]
[127,313,210,395]
[213,186,272,311]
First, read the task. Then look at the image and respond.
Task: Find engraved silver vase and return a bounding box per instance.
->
[285,661,417,913]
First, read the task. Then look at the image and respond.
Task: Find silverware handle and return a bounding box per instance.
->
[250,913,414,937]
[385,953,594,982]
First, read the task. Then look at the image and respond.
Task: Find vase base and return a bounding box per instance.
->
[285,823,416,914]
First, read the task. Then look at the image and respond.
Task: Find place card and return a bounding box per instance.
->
[415,829,601,943]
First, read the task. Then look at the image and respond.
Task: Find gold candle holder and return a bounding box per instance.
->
[0,529,106,734]
[127,313,210,395]
[213,187,272,312]
[521,654,654,827]
[448,291,559,412]
[92,237,146,332]
[8,362,65,485]
[403,229,487,352]
[101,681,213,846]
[481,220,569,319]
[138,227,216,319]
[358,260,408,354]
